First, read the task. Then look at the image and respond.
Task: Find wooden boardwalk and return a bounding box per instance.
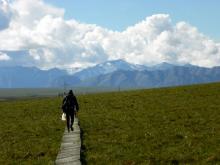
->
[55,117,81,165]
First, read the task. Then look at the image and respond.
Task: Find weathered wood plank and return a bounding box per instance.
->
[55,117,81,165]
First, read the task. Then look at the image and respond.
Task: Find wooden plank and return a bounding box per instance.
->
[55,117,81,165]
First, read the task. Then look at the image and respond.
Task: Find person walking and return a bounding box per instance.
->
[62,90,79,132]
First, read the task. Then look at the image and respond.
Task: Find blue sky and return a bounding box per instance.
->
[45,0,220,41]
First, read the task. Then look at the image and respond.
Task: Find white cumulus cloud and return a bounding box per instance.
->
[0,0,220,69]
[0,51,10,60]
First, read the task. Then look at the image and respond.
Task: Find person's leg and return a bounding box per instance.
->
[70,113,74,131]
[66,113,70,132]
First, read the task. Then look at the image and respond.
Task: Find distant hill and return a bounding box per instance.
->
[0,66,67,88]
[1,60,220,88]
[81,66,220,88]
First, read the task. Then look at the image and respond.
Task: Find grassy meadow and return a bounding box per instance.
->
[0,97,64,164]
[1,82,220,164]
[78,82,220,164]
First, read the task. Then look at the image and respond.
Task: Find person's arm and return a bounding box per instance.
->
[62,97,66,113]
[74,96,79,111]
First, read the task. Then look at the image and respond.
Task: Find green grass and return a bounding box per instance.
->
[1,82,220,164]
[78,82,220,164]
[0,97,64,164]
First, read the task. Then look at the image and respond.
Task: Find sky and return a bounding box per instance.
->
[0,0,220,70]
[45,0,220,41]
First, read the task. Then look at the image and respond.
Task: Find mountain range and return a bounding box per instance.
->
[0,66,67,88]
[0,59,220,88]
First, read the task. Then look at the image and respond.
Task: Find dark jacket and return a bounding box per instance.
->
[62,94,79,114]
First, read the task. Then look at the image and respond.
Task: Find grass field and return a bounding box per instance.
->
[78,82,220,164]
[0,97,64,164]
[1,82,220,164]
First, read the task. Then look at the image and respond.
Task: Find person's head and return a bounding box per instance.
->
[68,90,74,96]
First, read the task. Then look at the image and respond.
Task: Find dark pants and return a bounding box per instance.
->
[66,113,74,131]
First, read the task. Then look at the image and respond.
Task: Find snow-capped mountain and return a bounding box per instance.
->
[65,67,83,75]
[150,62,177,70]
[73,59,148,80]
[150,62,200,71]
[1,59,220,88]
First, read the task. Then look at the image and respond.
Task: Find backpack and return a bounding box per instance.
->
[62,95,75,113]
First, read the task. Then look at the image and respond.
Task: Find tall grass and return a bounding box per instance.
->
[0,97,64,164]
[78,83,220,164]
